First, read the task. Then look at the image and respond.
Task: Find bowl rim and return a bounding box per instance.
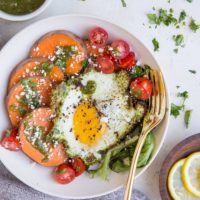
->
[0,0,52,21]
[0,14,170,199]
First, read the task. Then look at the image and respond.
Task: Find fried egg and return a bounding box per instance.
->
[50,70,145,164]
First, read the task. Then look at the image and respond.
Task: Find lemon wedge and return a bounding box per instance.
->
[168,159,199,200]
[182,152,200,198]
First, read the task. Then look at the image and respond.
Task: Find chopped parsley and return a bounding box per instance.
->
[18,106,27,116]
[147,8,178,26]
[171,91,189,118]
[171,90,192,128]
[9,104,27,116]
[121,0,126,7]
[173,34,184,46]
[179,10,187,23]
[184,110,192,128]
[173,48,179,54]
[171,103,183,118]
[147,14,160,25]
[188,69,197,74]
[20,79,41,110]
[34,62,54,76]
[186,0,193,2]
[56,168,66,174]
[152,38,159,51]
[130,65,150,79]
[177,91,189,104]
[24,122,49,160]
[82,59,89,69]
[189,18,200,32]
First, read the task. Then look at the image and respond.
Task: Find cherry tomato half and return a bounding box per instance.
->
[118,52,136,69]
[70,158,86,177]
[54,164,75,184]
[130,77,153,100]
[0,128,21,151]
[111,40,130,59]
[97,55,115,74]
[89,27,108,48]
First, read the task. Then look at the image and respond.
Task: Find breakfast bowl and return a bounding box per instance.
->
[0,0,52,21]
[0,15,170,199]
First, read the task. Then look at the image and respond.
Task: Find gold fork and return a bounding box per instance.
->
[123,69,167,200]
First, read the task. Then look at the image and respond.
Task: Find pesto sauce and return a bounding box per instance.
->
[54,46,78,70]
[24,121,49,161]
[0,0,45,15]
[20,79,41,110]
[81,80,97,95]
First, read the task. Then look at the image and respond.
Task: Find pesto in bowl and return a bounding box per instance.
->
[0,0,45,15]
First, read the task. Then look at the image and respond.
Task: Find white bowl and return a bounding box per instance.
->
[0,15,170,199]
[0,0,52,21]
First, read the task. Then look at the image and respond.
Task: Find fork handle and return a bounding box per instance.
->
[123,132,148,200]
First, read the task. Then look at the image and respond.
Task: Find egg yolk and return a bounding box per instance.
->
[73,102,106,145]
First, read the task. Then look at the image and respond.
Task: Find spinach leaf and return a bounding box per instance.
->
[137,132,155,167]
[111,160,129,173]
[89,132,155,179]
[88,136,138,180]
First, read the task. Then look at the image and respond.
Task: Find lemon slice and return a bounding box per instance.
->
[182,152,200,198]
[168,159,199,200]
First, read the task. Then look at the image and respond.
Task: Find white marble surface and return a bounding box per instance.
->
[0,0,200,199]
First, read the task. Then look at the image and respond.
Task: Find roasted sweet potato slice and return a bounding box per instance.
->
[29,31,87,75]
[6,77,52,127]
[19,108,66,167]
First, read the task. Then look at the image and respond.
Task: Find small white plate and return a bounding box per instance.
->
[0,0,52,21]
[0,15,170,199]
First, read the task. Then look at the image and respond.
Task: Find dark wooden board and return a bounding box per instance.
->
[159,133,200,200]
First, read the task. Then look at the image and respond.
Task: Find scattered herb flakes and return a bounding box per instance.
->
[176,85,180,89]
[189,18,200,32]
[184,110,192,128]
[147,14,160,25]
[188,69,197,74]
[152,38,159,51]
[173,48,179,54]
[171,103,183,118]
[54,46,78,70]
[171,91,189,118]
[171,90,192,128]
[56,168,67,174]
[173,34,184,46]
[147,8,178,27]
[18,106,27,117]
[179,10,187,23]
[121,0,126,7]
[187,0,193,2]
[82,59,89,69]
[177,91,189,102]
